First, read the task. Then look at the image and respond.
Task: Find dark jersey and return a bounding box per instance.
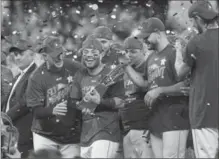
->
[145,45,189,133]
[183,28,219,129]
[120,61,152,133]
[73,65,124,146]
[26,64,81,144]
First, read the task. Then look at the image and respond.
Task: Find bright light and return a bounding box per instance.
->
[111,15,116,19]
[187,27,191,31]
[8,21,11,25]
[73,55,77,59]
[92,4,98,10]
[76,10,80,14]
[74,34,78,38]
[12,31,17,35]
[166,30,170,34]
[98,0,103,2]
[28,9,32,13]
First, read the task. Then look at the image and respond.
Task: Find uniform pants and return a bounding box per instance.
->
[33,132,80,158]
[123,130,154,158]
[192,128,218,158]
[80,140,119,158]
[150,130,189,158]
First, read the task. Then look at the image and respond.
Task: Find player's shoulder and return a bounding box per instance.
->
[74,67,87,80]
[29,64,47,82]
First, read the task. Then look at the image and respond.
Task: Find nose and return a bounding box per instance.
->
[14,54,21,61]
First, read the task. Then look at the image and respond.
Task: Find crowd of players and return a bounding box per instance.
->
[1,1,218,158]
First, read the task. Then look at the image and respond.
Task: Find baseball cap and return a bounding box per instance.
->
[124,37,143,50]
[188,0,218,20]
[40,36,64,57]
[82,35,103,53]
[9,39,33,53]
[93,26,113,40]
[137,17,165,39]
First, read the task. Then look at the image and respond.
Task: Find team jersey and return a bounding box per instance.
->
[145,44,189,133]
[73,64,124,146]
[26,64,81,144]
[120,61,152,133]
[183,28,219,129]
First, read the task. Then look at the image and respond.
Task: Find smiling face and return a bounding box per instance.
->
[82,48,102,69]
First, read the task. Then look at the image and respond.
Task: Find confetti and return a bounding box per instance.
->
[111,14,116,19]
[92,4,98,10]
[28,9,32,13]
[76,10,80,14]
[173,13,178,16]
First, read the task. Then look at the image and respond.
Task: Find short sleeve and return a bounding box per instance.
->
[183,37,198,67]
[26,77,45,108]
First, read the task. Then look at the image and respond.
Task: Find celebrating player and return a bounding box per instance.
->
[125,17,190,158]
[119,37,154,158]
[72,35,125,158]
[178,1,219,158]
[26,36,81,158]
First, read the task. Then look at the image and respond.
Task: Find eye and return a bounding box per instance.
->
[82,50,89,55]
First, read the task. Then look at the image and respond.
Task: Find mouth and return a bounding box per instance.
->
[85,58,95,64]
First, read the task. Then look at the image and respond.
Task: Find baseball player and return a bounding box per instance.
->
[93,26,119,65]
[26,36,81,158]
[125,18,190,158]
[177,1,219,158]
[119,37,154,158]
[72,36,124,158]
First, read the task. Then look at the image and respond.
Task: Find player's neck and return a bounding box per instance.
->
[157,38,169,53]
[87,63,105,76]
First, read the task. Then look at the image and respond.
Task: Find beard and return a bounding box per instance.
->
[146,42,157,51]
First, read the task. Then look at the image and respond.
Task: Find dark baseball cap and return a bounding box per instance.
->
[81,35,103,52]
[137,17,165,39]
[188,0,218,20]
[9,39,33,53]
[93,26,113,40]
[39,36,64,57]
[124,37,143,50]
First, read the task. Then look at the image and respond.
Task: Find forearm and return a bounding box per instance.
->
[125,65,148,88]
[7,104,30,121]
[177,63,191,81]
[160,81,187,96]
[32,106,54,119]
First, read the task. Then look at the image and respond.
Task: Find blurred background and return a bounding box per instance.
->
[1,0,218,55]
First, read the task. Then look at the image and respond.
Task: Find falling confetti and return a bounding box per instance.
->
[111,14,116,19]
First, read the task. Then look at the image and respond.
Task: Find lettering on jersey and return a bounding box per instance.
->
[148,58,167,82]
[46,83,70,106]
[67,75,73,83]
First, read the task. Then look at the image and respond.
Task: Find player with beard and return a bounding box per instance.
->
[124,18,190,158]
[93,26,119,65]
[177,1,219,158]
[26,36,81,158]
[119,37,154,158]
[72,36,125,158]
